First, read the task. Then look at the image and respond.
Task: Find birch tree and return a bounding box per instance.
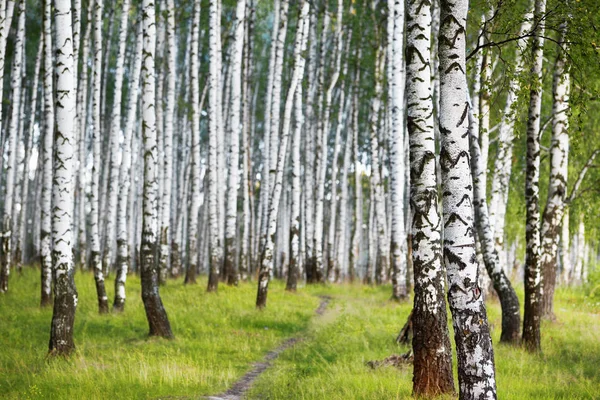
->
[389,0,407,300]
[439,0,497,396]
[185,0,201,285]
[369,45,389,285]
[159,0,176,282]
[224,0,246,286]
[0,0,24,293]
[540,22,570,318]
[49,0,78,356]
[40,0,54,307]
[406,0,454,393]
[469,100,521,343]
[207,0,223,292]
[88,0,109,313]
[256,0,309,308]
[103,0,130,276]
[140,0,173,338]
[287,86,303,291]
[487,8,532,271]
[114,20,143,312]
[522,0,547,353]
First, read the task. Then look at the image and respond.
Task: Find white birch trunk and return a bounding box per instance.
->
[287,84,304,291]
[389,0,407,300]
[40,0,54,307]
[369,46,389,285]
[102,0,130,276]
[406,0,455,391]
[487,9,533,272]
[89,0,108,313]
[159,0,176,282]
[0,0,24,292]
[256,0,309,308]
[313,11,336,283]
[438,0,497,395]
[113,20,143,312]
[185,0,201,285]
[224,0,246,286]
[523,0,546,353]
[49,0,78,355]
[540,23,570,317]
[207,0,223,292]
[140,0,173,338]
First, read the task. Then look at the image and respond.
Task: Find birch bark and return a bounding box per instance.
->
[522,0,546,353]
[185,0,201,285]
[540,23,570,318]
[40,0,54,307]
[389,0,407,300]
[224,0,246,286]
[488,9,533,271]
[89,0,109,313]
[256,0,309,308]
[49,0,78,355]
[439,0,497,396]
[406,0,454,393]
[113,20,143,312]
[0,0,24,293]
[103,0,130,276]
[140,0,173,338]
[207,0,223,292]
[468,100,521,343]
[159,0,176,281]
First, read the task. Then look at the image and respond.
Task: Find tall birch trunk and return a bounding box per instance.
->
[40,0,54,307]
[76,0,94,270]
[0,0,24,293]
[89,0,109,313]
[469,100,521,343]
[103,0,130,276]
[369,46,389,285]
[522,0,546,353]
[49,0,78,356]
[406,0,454,393]
[350,64,362,282]
[185,0,201,285]
[159,0,176,281]
[207,0,223,292]
[224,0,246,286]
[488,8,533,272]
[287,85,304,291]
[256,0,309,308]
[113,20,143,312]
[540,23,570,318]
[240,0,255,281]
[439,0,497,396]
[389,0,407,300]
[140,0,173,338]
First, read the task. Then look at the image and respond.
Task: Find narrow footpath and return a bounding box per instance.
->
[206,296,331,400]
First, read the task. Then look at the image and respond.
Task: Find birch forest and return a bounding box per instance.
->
[1,0,600,398]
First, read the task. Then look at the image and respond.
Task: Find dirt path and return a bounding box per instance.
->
[206,296,331,400]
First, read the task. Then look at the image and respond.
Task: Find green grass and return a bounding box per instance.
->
[2,268,600,399]
[247,285,600,400]
[0,267,320,399]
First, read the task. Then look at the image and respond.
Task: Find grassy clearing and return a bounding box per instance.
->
[2,268,600,399]
[248,284,600,400]
[0,267,320,399]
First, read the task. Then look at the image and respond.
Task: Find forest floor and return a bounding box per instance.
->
[1,268,600,399]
